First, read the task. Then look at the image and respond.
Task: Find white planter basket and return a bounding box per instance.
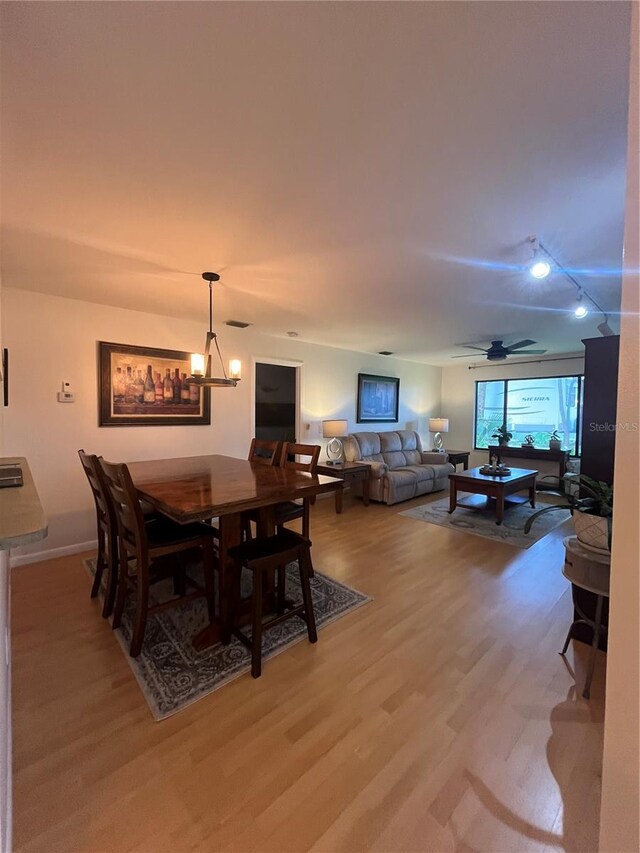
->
[573,512,610,554]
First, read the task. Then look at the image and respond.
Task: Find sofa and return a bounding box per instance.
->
[342,430,454,505]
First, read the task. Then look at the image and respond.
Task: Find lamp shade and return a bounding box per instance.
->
[322,419,348,438]
[190,352,205,376]
[429,417,449,433]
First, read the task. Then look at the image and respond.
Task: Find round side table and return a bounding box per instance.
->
[561,535,611,699]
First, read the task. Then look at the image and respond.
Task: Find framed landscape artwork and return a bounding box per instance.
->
[99,341,211,427]
[357,373,400,423]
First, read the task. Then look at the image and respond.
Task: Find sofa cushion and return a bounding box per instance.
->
[378,431,425,468]
[379,432,402,453]
[353,432,381,457]
[403,465,435,483]
[381,450,408,469]
[396,430,420,451]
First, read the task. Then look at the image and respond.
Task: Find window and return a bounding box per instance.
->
[474,375,584,456]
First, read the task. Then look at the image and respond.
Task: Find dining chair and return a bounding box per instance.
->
[243,439,284,540]
[224,528,317,678]
[248,438,283,466]
[78,450,119,618]
[99,459,218,657]
[275,442,320,539]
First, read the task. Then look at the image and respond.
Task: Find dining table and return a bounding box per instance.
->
[127,454,343,650]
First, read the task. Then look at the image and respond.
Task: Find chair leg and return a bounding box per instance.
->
[112,547,128,629]
[302,498,310,539]
[276,564,286,615]
[202,540,216,624]
[298,548,317,644]
[102,535,118,619]
[223,562,241,645]
[130,566,150,658]
[251,568,263,678]
[91,528,106,599]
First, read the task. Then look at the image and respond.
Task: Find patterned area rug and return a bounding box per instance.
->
[399,493,571,548]
[85,559,370,720]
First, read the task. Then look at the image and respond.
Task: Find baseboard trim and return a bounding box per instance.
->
[10,540,97,567]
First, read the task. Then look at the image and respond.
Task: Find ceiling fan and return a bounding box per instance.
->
[452,339,547,361]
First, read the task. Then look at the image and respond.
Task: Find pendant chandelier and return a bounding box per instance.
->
[189,272,242,387]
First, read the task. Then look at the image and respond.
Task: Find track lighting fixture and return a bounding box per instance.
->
[526,237,613,336]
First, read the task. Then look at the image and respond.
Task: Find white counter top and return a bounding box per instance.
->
[0,458,47,550]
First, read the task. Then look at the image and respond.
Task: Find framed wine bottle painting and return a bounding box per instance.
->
[98,341,211,427]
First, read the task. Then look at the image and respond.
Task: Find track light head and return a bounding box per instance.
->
[527,237,551,279]
[530,259,551,279]
[573,292,589,318]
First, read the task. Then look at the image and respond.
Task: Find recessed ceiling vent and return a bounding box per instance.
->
[225,320,251,329]
[378,351,394,356]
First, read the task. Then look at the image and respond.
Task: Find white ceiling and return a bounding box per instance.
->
[0,2,631,365]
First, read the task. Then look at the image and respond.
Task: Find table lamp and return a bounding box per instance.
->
[429,417,449,451]
[322,419,348,464]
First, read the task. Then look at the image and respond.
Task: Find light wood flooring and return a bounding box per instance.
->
[11,490,605,852]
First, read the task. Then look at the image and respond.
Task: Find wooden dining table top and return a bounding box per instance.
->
[127,453,343,523]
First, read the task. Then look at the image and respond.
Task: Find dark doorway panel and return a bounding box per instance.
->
[255,363,297,443]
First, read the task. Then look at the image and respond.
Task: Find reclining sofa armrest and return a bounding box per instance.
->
[421,451,449,464]
[363,461,388,479]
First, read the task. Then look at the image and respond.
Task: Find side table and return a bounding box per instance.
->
[561,536,610,699]
[444,450,470,470]
[316,462,370,513]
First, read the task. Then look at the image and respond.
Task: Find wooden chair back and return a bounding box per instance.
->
[279,442,320,473]
[99,459,148,561]
[248,438,283,466]
[78,449,115,536]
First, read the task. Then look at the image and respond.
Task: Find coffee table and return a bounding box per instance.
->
[448,467,538,525]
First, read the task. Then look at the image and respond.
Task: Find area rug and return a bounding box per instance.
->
[399,494,571,548]
[85,558,370,720]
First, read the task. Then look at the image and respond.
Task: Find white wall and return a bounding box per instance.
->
[1,287,441,559]
[440,355,585,475]
[599,5,639,850]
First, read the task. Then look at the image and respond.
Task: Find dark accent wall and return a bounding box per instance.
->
[580,336,620,484]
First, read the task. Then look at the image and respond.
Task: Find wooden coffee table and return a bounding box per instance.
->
[448,467,538,525]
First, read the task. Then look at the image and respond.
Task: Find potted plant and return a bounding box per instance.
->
[548,429,562,450]
[492,424,513,446]
[523,474,613,552]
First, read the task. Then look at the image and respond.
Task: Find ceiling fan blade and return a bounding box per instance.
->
[506,339,536,351]
[462,345,489,352]
[451,353,484,358]
[509,349,547,355]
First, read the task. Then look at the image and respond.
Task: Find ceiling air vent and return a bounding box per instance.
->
[378,351,394,356]
[225,320,251,329]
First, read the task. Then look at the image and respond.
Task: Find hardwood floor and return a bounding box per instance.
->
[11,491,605,852]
